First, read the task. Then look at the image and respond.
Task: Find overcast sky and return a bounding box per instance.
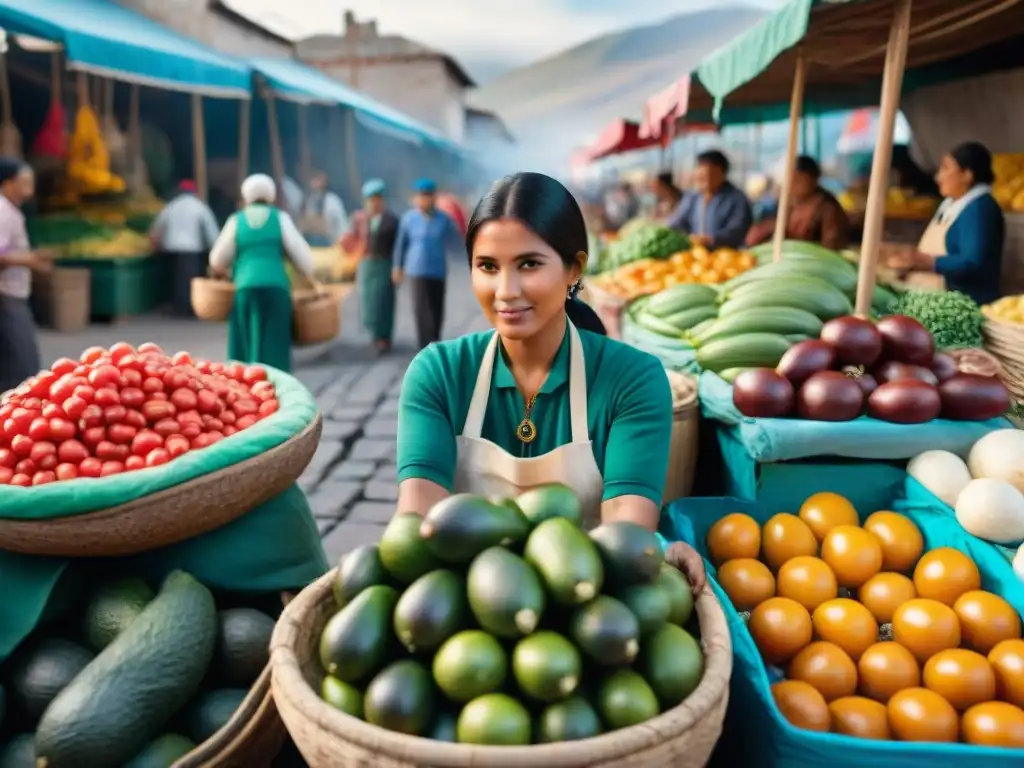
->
[228,0,783,81]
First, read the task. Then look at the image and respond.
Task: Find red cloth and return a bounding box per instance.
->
[178,179,198,193]
[30,100,69,158]
[436,193,468,235]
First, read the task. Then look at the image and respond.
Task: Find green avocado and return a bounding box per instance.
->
[616,582,671,636]
[456,693,532,745]
[183,688,247,743]
[639,623,704,708]
[214,608,276,687]
[321,675,363,718]
[536,695,603,743]
[0,734,35,768]
[515,484,582,526]
[589,522,663,586]
[420,494,530,563]
[523,518,604,605]
[319,585,399,683]
[657,564,695,626]
[466,547,546,638]
[379,513,442,584]
[363,660,435,736]
[333,545,388,607]
[80,576,155,652]
[124,734,196,768]
[9,637,95,722]
[393,569,467,653]
[512,631,581,702]
[432,630,508,703]
[569,596,641,666]
[597,669,660,730]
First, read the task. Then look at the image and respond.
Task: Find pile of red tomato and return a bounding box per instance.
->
[0,343,280,487]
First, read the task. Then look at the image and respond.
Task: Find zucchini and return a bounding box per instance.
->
[696,333,794,373]
[633,311,686,338]
[719,282,853,321]
[723,259,857,294]
[692,307,823,346]
[725,274,841,302]
[35,572,217,767]
[644,284,718,318]
[660,305,719,333]
[717,367,751,384]
[785,334,811,343]
[686,318,717,341]
[750,240,850,265]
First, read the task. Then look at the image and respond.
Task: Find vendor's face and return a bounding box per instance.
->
[694,162,723,195]
[936,155,972,198]
[471,218,582,342]
[791,170,817,201]
[3,169,34,204]
[366,194,385,214]
[414,192,434,212]
[310,173,327,192]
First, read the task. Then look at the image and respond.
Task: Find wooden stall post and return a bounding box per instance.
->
[191,93,208,201]
[854,0,913,317]
[343,108,362,201]
[237,97,251,188]
[264,88,286,209]
[771,49,807,263]
[298,103,311,186]
[128,85,140,164]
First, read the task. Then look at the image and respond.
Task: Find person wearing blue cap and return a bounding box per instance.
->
[392,178,465,349]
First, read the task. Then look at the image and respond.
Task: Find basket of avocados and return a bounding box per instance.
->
[270,499,732,768]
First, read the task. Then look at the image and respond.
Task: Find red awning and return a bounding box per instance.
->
[640,75,691,140]
[585,119,662,161]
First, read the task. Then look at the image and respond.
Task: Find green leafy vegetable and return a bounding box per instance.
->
[890,289,984,350]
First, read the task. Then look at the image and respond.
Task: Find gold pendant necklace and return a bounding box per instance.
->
[517,394,538,443]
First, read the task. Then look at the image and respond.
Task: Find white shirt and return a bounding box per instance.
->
[302,190,349,242]
[208,206,314,276]
[150,193,220,253]
[283,177,304,216]
[0,194,30,299]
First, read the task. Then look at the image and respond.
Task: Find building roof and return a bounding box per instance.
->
[465,106,514,143]
[208,0,293,46]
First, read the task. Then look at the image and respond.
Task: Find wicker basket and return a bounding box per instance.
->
[664,371,699,504]
[191,277,235,322]
[983,317,1024,400]
[270,569,732,768]
[0,414,323,557]
[293,289,342,346]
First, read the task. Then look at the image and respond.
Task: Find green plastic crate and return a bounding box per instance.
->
[59,254,161,318]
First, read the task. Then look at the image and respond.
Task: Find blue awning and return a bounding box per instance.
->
[0,0,251,97]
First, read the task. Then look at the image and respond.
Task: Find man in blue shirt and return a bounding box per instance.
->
[667,150,753,249]
[392,178,465,349]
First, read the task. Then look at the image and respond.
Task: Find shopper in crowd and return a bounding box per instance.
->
[603,181,639,231]
[208,174,315,372]
[282,175,303,217]
[0,159,52,393]
[343,179,400,356]
[745,156,851,250]
[889,141,1004,304]
[746,174,779,223]
[392,178,464,350]
[298,170,348,248]
[652,171,684,219]
[666,149,752,249]
[149,179,220,318]
[393,171,706,588]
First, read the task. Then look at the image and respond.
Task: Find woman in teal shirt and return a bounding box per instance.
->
[209,174,315,372]
[397,172,705,590]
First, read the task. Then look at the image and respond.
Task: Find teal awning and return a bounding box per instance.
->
[0,0,251,97]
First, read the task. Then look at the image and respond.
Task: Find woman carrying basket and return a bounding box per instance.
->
[208,174,315,373]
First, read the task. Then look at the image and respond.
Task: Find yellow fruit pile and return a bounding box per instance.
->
[707,492,1024,746]
[992,154,1024,213]
[591,247,757,300]
[63,230,151,259]
[983,295,1024,324]
[884,188,939,221]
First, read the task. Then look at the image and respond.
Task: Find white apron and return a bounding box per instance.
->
[453,322,605,529]
[909,185,990,291]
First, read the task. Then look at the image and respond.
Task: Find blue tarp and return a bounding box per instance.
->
[0,0,251,97]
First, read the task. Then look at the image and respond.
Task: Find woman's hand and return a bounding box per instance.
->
[664,541,707,595]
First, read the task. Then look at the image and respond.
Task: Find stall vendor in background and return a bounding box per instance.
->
[394,171,706,591]
[342,179,400,356]
[667,149,752,249]
[889,141,1004,305]
[298,170,348,248]
[651,171,684,220]
[149,179,220,318]
[745,156,851,250]
[209,174,315,372]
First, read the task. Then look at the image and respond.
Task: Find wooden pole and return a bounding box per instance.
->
[298,103,311,186]
[237,98,251,189]
[771,50,807,263]
[191,93,208,201]
[128,84,140,178]
[854,0,913,317]
[343,108,362,200]
[264,89,286,208]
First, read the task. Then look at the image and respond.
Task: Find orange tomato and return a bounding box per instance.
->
[717,558,776,611]
[923,648,996,711]
[988,638,1024,708]
[812,598,878,661]
[862,511,924,573]
[776,556,838,612]
[798,492,859,541]
[961,701,1024,747]
[858,641,921,703]
[749,597,813,665]
[771,680,831,732]
[706,513,761,565]
[828,696,892,739]
[761,513,818,571]
[887,687,960,742]
[954,590,1022,655]
[787,641,858,702]
[820,525,883,589]
[892,598,962,663]
[858,572,917,623]
[913,547,981,606]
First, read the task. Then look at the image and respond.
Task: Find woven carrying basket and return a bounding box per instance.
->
[293,290,342,346]
[664,370,699,504]
[0,414,322,557]
[270,569,732,768]
[191,277,236,322]
[983,317,1024,400]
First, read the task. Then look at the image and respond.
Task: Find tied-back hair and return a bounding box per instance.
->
[950,141,995,186]
[466,172,607,336]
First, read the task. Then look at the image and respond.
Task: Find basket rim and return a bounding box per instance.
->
[270,566,733,765]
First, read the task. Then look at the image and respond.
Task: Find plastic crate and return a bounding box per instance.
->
[59,254,160,318]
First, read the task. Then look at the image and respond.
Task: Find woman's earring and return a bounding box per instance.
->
[567,279,583,299]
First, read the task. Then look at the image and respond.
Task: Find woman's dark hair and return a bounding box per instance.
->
[696,149,730,173]
[0,157,28,186]
[794,155,821,179]
[656,171,682,200]
[950,141,995,185]
[466,172,606,335]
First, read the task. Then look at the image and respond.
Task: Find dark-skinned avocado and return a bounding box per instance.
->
[321,675,363,718]
[589,522,663,586]
[333,545,388,607]
[616,582,671,636]
[363,660,435,736]
[639,623,704,707]
[456,694,532,745]
[597,669,660,729]
[124,734,196,768]
[523,518,604,605]
[512,631,581,702]
[379,513,442,584]
[183,689,247,743]
[536,695,603,742]
[393,569,466,653]
[466,547,546,638]
[319,585,399,683]
[214,608,276,687]
[658,564,695,626]
[419,494,530,563]
[432,630,508,702]
[0,734,35,768]
[9,638,95,722]
[569,595,641,666]
[515,484,582,526]
[80,576,155,652]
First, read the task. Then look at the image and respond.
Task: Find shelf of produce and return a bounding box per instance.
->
[58,254,162,320]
